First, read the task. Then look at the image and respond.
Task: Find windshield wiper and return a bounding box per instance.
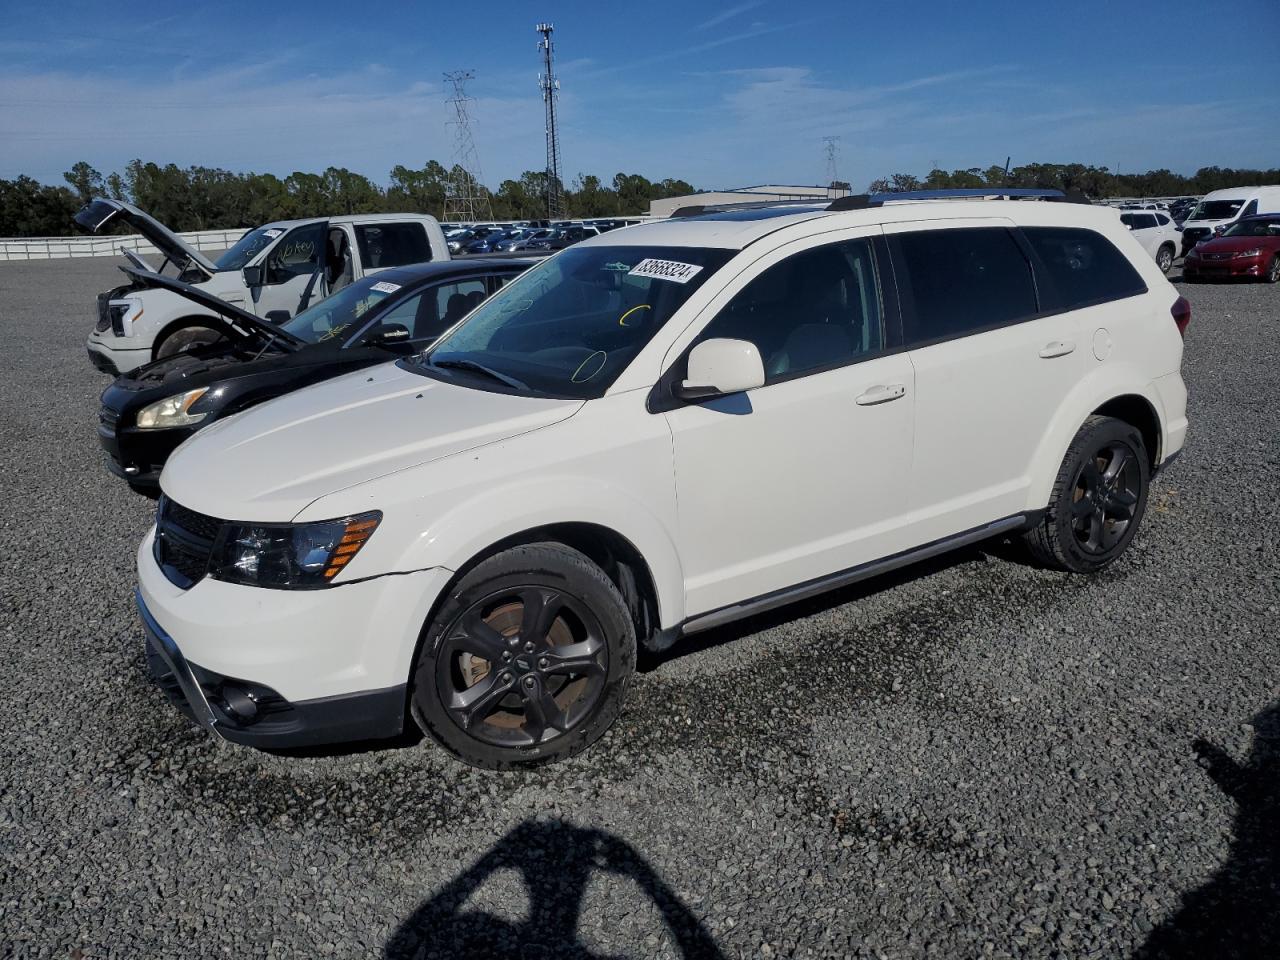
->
[430,357,528,390]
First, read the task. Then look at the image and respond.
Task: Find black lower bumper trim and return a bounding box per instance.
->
[137,589,406,749]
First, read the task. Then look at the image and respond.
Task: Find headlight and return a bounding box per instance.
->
[135,388,210,429]
[1236,248,1263,258]
[209,512,381,589]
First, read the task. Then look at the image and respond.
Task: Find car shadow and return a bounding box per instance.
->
[383,819,725,960]
[1135,700,1280,959]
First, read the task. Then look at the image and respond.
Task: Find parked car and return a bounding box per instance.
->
[99,258,531,492]
[76,200,450,375]
[523,225,601,251]
[1169,199,1199,225]
[135,189,1188,767]
[1180,186,1280,256]
[1120,211,1180,273]
[465,229,525,254]
[1182,214,1280,283]
[493,229,539,252]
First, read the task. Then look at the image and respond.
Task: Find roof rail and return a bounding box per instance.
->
[669,198,829,218]
[827,188,1091,211]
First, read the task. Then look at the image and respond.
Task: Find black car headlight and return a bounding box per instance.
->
[209,512,381,589]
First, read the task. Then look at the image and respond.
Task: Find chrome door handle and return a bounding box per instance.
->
[1039,340,1076,359]
[855,383,906,406]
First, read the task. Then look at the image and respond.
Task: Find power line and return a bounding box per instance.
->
[441,70,494,223]
[537,22,565,219]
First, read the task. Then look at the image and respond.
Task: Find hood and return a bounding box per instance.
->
[1191,235,1280,255]
[74,198,219,277]
[160,361,583,520]
[119,264,303,349]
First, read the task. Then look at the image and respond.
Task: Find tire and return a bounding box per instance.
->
[154,325,222,359]
[410,543,636,769]
[1156,244,1175,275]
[1265,255,1280,284]
[1023,415,1150,573]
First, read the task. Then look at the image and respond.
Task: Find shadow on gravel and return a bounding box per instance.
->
[384,819,725,960]
[1136,700,1279,960]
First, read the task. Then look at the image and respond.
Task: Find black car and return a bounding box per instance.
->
[98,258,533,492]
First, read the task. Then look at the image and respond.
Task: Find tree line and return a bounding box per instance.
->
[0,160,695,237]
[2,158,1278,237]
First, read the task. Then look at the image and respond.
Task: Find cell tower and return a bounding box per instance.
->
[442,70,494,223]
[823,136,841,193]
[537,23,565,219]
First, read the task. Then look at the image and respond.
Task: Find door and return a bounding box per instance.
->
[251,220,328,319]
[885,220,1084,544]
[663,231,916,617]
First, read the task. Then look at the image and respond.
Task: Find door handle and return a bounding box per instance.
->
[1039,340,1076,359]
[855,383,906,406]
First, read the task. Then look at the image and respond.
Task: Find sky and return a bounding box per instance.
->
[2,0,1278,193]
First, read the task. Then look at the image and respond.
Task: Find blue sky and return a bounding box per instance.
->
[2,0,1277,192]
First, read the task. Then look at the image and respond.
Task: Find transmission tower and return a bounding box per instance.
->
[442,70,493,223]
[537,23,565,219]
[823,136,841,193]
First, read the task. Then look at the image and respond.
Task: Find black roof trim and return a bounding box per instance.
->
[827,188,1091,211]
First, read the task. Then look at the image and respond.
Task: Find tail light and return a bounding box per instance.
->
[1171,296,1191,338]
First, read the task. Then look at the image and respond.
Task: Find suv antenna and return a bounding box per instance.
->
[442,70,494,223]
[537,23,566,219]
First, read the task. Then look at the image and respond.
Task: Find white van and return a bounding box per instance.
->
[76,200,450,374]
[1179,185,1280,256]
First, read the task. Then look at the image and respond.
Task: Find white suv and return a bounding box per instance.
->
[135,190,1190,768]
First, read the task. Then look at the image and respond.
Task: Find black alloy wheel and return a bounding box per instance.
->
[1266,255,1280,284]
[1024,415,1151,573]
[1157,245,1174,274]
[412,543,635,768]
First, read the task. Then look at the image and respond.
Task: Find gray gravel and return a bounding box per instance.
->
[0,255,1277,959]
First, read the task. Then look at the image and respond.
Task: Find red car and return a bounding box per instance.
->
[1183,214,1280,282]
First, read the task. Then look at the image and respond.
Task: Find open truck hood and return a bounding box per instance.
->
[119,264,304,350]
[74,198,219,278]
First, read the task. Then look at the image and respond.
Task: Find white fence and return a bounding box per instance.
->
[0,229,242,262]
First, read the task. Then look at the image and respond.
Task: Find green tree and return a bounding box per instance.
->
[62,161,103,205]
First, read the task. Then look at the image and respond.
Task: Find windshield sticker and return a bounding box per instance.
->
[370,281,401,294]
[263,229,283,239]
[628,258,703,284]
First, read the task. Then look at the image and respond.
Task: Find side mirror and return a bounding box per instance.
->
[368,323,413,350]
[242,265,263,287]
[677,338,765,401]
[264,310,292,324]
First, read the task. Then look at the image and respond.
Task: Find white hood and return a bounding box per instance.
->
[160,362,583,520]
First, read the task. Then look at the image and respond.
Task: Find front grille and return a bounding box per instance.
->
[95,293,113,332]
[154,496,225,589]
[1204,252,1233,261]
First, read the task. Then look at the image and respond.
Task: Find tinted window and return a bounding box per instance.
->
[892,227,1037,344]
[1023,227,1147,310]
[1138,214,1158,230]
[356,222,432,269]
[1156,214,1171,226]
[266,222,325,283]
[693,238,883,383]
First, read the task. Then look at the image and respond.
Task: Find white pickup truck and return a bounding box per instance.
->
[76,199,450,374]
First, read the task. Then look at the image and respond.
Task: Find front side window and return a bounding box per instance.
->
[891,227,1038,345]
[1023,227,1147,310]
[265,222,325,284]
[417,245,733,399]
[356,222,431,269]
[691,238,884,383]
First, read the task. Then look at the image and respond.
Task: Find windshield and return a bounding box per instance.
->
[214,226,281,271]
[1189,199,1245,222]
[1223,218,1280,238]
[281,276,404,344]
[416,245,733,399]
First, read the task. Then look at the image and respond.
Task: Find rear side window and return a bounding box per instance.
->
[1023,227,1147,310]
[356,222,432,269]
[891,227,1037,345]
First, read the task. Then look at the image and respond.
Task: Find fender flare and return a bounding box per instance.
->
[1024,365,1165,511]
[391,475,687,629]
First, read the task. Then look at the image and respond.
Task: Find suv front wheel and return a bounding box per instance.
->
[1024,415,1151,573]
[411,543,636,769]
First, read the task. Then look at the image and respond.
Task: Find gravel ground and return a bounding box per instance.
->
[0,255,1276,960]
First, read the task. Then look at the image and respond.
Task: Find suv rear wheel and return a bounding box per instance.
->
[1156,244,1175,274]
[1024,415,1150,573]
[411,543,636,769]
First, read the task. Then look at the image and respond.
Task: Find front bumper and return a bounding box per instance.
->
[98,413,195,488]
[86,336,149,376]
[136,529,452,747]
[1182,255,1265,280]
